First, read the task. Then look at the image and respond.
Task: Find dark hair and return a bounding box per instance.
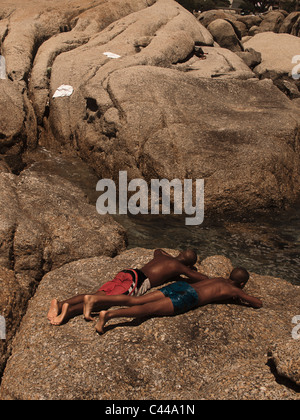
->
[182,249,197,266]
[230,267,249,285]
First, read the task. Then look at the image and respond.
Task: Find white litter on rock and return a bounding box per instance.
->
[52,84,74,98]
[103,52,121,59]
[0,55,6,80]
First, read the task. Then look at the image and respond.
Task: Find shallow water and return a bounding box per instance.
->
[113,209,300,286]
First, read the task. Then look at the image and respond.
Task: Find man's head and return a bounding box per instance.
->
[230,267,249,289]
[177,249,197,267]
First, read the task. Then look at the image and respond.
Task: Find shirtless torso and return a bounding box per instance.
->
[141,249,196,287]
[190,277,262,307]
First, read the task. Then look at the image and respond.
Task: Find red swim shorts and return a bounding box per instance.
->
[98,269,139,296]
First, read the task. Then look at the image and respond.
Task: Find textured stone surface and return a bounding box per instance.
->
[0,249,299,400]
[244,32,300,76]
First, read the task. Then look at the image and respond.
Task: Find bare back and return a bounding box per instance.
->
[190,277,263,309]
[190,277,238,306]
[141,250,188,287]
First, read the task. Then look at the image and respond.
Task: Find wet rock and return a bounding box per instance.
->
[0,250,299,400]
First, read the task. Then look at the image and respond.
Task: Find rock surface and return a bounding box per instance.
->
[207,19,243,52]
[0,80,37,172]
[244,32,300,77]
[258,11,285,33]
[1,1,300,215]
[175,46,255,79]
[0,0,300,400]
[0,163,126,287]
[0,267,24,378]
[0,151,127,376]
[198,9,300,38]
[0,249,299,400]
[280,11,300,36]
[68,65,300,215]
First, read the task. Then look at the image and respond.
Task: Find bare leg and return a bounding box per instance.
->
[47,291,107,323]
[50,303,69,325]
[96,296,174,334]
[83,290,166,321]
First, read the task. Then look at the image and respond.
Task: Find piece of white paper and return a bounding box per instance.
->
[0,55,6,80]
[103,52,121,59]
[52,85,74,98]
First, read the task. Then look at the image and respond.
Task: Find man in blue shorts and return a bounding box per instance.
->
[91,266,263,333]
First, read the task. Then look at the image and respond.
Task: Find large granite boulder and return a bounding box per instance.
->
[0,250,299,400]
[244,32,300,77]
[0,151,126,379]
[50,63,300,215]
[2,0,300,216]
[1,0,155,83]
[33,0,213,135]
[26,1,299,215]
[207,19,243,52]
[197,9,239,28]
[0,160,126,288]
[0,0,159,169]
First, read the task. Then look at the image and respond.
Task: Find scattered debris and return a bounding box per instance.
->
[103,52,121,59]
[0,55,6,80]
[52,85,74,98]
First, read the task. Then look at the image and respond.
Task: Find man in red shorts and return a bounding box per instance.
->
[47,248,197,325]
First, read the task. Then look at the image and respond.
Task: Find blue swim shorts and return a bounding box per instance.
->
[159,281,199,315]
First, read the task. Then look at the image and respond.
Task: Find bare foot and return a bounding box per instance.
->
[96,311,108,334]
[47,299,60,321]
[83,295,98,321]
[50,303,69,326]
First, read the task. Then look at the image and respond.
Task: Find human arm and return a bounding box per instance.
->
[180,266,209,283]
[234,289,263,309]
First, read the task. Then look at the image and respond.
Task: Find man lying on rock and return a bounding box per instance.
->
[47,248,197,325]
[47,249,262,328]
